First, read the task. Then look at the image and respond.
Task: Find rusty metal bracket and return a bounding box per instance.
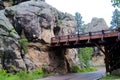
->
[87,32,92,43]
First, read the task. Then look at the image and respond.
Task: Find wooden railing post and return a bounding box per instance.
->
[87,32,91,43]
[101,30,105,42]
[56,36,60,45]
[65,35,69,45]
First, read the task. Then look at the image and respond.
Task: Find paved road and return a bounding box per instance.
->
[38,67,105,80]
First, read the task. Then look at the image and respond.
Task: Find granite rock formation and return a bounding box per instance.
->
[0,11,26,72]
[0,1,81,73]
[85,17,109,32]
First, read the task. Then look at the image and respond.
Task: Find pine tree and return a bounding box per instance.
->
[111,0,120,7]
[75,12,84,33]
[111,9,120,29]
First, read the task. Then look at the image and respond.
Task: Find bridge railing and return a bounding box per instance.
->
[51,29,119,43]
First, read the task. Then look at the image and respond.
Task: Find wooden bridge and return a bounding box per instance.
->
[50,28,120,74]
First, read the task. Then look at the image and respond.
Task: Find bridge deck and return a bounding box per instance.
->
[51,29,120,48]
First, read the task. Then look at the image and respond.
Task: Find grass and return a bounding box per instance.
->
[71,65,81,73]
[0,68,50,80]
[101,74,120,80]
[79,67,97,72]
[71,64,97,73]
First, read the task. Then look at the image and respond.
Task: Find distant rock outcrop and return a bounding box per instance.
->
[85,17,109,32]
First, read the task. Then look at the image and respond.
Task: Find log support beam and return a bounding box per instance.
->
[94,42,120,74]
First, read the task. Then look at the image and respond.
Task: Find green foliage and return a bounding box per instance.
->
[71,64,81,73]
[79,67,97,72]
[20,38,28,53]
[0,68,49,80]
[42,65,47,74]
[111,0,120,7]
[101,74,120,80]
[111,9,120,29]
[71,65,97,73]
[78,47,93,67]
[31,68,44,79]
[16,70,32,80]
[75,12,85,33]
[9,28,15,35]
[9,0,14,5]
[9,28,20,38]
[20,38,28,46]
[57,19,62,25]
[0,69,19,80]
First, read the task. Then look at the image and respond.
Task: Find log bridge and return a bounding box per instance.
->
[50,28,120,74]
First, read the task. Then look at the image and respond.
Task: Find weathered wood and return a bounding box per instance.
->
[104,46,110,73]
[50,29,120,74]
[51,29,119,48]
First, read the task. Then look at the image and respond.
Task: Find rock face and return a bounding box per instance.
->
[111,69,120,76]
[0,11,26,72]
[0,1,81,73]
[85,17,109,32]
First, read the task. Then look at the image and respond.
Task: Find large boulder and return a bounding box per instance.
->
[2,1,81,73]
[0,11,26,72]
[13,1,76,43]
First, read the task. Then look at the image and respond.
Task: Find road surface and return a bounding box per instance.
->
[38,67,105,80]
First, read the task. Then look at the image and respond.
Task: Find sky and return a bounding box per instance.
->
[46,0,115,27]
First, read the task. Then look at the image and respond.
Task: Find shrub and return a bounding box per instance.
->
[16,70,32,80]
[57,19,62,25]
[20,38,28,53]
[78,47,93,67]
[20,38,28,47]
[0,68,48,80]
[71,65,97,73]
[101,74,120,80]
[9,28,15,36]
[79,67,97,72]
[71,64,81,73]
[30,68,44,79]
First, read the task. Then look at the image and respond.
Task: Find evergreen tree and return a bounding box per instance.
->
[111,9,120,29]
[75,12,84,33]
[111,0,120,7]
